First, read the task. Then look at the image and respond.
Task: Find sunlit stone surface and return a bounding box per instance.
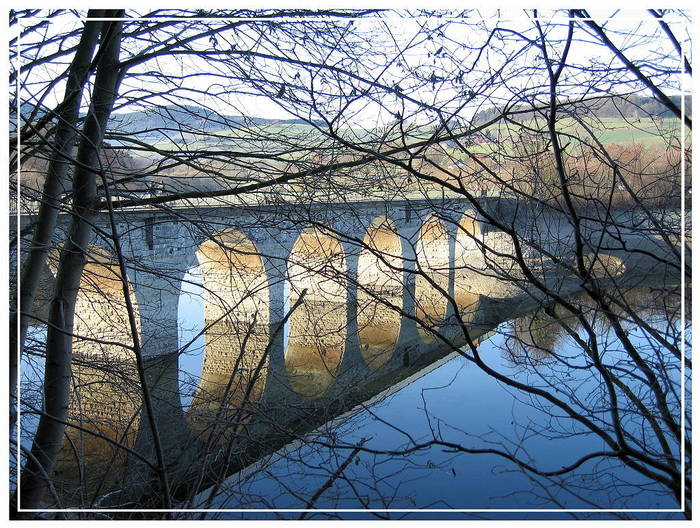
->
[581,252,626,279]
[286,226,347,398]
[187,230,269,442]
[454,209,483,321]
[48,246,142,500]
[415,214,450,343]
[53,359,142,502]
[49,245,142,361]
[357,217,403,370]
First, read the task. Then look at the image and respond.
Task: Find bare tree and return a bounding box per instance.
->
[10,8,690,519]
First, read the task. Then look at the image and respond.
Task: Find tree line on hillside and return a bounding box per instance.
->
[474,94,692,123]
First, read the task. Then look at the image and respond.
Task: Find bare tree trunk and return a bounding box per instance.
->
[16,13,124,512]
[10,10,104,435]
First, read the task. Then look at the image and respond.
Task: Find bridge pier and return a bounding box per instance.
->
[392,224,423,366]
[326,243,370,398]
[132,262,194,359]
[119,228,199,504]
[258,235,304,409]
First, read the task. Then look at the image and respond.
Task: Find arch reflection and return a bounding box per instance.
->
[188,230,269,443]
[454,208,483,322]
[415,214,450,343]
[357,217,403,369]
[50,245,142,501]
[286,226,347,398]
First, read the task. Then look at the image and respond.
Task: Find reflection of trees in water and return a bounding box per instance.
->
[481,284,687,512]
[504,310,566,366]
[503,286,684,367]
[616,285,686,326]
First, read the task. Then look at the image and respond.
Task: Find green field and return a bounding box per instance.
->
[126,115,686,164]
[464,116,684,156]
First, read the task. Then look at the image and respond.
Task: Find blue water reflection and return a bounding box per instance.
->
[177,265,205,411]
[196,306,685,520]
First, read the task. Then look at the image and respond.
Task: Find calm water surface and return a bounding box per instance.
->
[187,297,685,519]
[16,277,685,520]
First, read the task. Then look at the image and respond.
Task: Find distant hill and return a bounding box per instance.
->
[474,94,692,123]
[16,101,321,136]
[12,101,52,133]
[108,104,322,136]
[18,101,51,118]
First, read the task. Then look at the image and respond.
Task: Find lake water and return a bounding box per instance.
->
[184,289,686,520]
[16,281,686,520]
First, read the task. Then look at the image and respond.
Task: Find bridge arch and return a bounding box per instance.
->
[285,225,347,398]
[415,213,450,343]
[357,216,404,370]
[186,229,270,443]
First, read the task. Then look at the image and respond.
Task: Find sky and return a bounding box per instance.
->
[10,8,692,129]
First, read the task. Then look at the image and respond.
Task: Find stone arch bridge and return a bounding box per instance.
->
[16,194,675,506]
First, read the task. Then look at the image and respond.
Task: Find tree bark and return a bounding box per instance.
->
[10,10,103,434]
[17,12,124,511]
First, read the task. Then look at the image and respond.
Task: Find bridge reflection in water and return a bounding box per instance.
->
[39,203,667,508]
[357,217,403,370]
[187,229,270,443]
[286,226,347,398]
[48,247,143,503]
[44,208,493,506]
[415,213,451,343]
